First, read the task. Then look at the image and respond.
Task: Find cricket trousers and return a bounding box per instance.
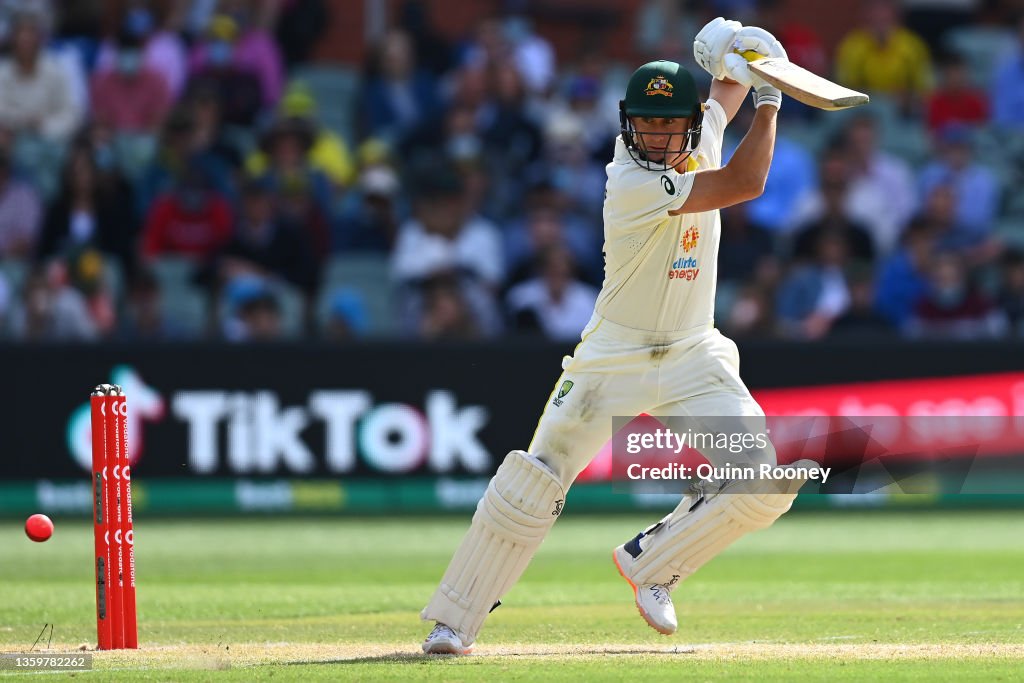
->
[530,313,775,489]
[420,313,777,644]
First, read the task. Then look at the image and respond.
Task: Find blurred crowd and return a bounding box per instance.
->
[0,0,1023,344]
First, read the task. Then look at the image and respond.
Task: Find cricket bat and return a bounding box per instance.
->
[738,50,869,111]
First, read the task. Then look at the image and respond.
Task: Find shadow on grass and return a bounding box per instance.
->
[282,647,698,666]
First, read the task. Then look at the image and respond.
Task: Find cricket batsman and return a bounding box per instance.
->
[422,18,815,654]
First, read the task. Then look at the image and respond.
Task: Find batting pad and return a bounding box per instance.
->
[625,459,816,587]
[421,450,565,645]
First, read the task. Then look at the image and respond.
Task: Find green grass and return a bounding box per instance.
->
[1,511,1022,680]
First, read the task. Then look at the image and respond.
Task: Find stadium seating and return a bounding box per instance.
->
[149,257,210,338]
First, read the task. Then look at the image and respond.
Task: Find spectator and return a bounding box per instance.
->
[918,124,1000,239]
[361,28,439,145]
[322,288,370,341]
[723,256,782,339]
[837,115,916,254]
[776,231,853,340]
[543,114,606,223]
[95,2,188,98]
[119,267,184,340]
[90,31,172,134]
[51,244,117,335]
[413,270,497,341]
[397,0,453,77]
[874,220,936,326]
[757,0,827,76]
[902,0,975,54]
[829,265,894,338]
[202,178,318,296]
[0,147,41,257]
[185,15,265,127]
[462,16,555,96]
[905,250,1006,338]
[997,249,1024,335]
[0,265,9,332]
[502,16,556,96]
[505,246,598,341]
[187,85,244,171]
[8,264,98,341]
[634,0,701,65]
[404,102,481,184]
[274,0,329,67]
[481,65,544,186]
[546,74,618,163]
[258,116,335,260]
[247,83,357,188]
[718,204,775,283]
[334,165,401,253]
[189,3,283,107]
[222,277,285,342]
[926,53,988,134]
[791,149,875,263]
[0,10,82,142]
[919,181,1003,266]
[141,162,234,260]
[392,169,504,289]
[503,177,601,286]
[835,0,933,110]
[136,107,236,216]
[990,14,1024,129]
[724,107,816,233]
[0,0,54,43]
[36,143,138,276]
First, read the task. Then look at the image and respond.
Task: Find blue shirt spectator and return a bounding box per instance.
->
[990,18,1024,129]
[918,125,1000,238]
[874,221,934,326]
[725,133,816,232]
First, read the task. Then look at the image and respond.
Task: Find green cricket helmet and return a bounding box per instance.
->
[619,60,704,171]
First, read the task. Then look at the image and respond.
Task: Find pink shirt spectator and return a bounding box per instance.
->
[189,30,284,106]
[90,68,172,133]
[0,175,42,257]
[96,32,188,98]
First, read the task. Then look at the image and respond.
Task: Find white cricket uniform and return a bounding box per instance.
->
[529,98,772,488]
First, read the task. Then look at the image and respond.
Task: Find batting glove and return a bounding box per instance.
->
[723,53,755,88]
[732,26,788,62]
[693,17,743,81]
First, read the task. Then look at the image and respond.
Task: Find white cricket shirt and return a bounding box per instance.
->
[594,98,727,333]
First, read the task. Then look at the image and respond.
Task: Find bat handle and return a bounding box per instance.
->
[737,49,767,63]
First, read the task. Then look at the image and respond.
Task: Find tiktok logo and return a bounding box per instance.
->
[67,365,165,471]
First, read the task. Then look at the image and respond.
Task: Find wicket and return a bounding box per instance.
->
[90,384,138,650]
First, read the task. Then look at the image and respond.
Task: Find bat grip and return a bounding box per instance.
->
[737,49,766,63]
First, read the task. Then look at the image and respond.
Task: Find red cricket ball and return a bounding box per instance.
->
[25,514,54,542]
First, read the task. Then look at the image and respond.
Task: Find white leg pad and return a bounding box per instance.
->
[421,450,565,645]
[625,460,816,587]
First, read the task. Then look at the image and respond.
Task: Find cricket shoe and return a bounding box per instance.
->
[422,623,473,655]
[613,536,679,635]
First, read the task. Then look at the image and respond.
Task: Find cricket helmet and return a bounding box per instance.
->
[619,60,704,171]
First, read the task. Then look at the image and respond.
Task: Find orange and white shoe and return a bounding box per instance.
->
[422,623,473,655]
[613,538,678,635]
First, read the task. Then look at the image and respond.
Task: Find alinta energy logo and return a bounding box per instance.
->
[680,226,699,252]
[67,365,166,472]
[669,225,700,281]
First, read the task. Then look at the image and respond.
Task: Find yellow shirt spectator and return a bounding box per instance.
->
[246,82,357,187]
[247,128,356,187]
[836,27,933,96]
